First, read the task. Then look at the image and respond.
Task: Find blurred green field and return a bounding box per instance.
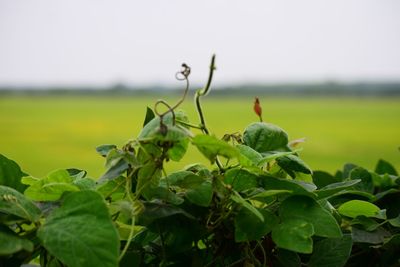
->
[0,95,399,178]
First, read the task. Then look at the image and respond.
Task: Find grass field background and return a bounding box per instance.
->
[0,95,399,178]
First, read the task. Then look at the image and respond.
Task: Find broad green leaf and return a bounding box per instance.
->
[73,177,96,190]
[294,180,317,191]
[115,221,144,241]
[167,135,189,161]
[243,122,289,153]
[261,176,316,198]
[388,214,400,227]
[143,106,155,127]
[236,144,263,166]
[183,164,212,179]
[162,171,212,207]
[111,200,144,219]
[152,217,199,255]
[272,219,314,254]
[351,227,390,244]
[342,163,358,179]
[308,234,352,267]
[334,170,344,180]
[0,230,34,255]
[110,201,144,240]
[295,172,313,183]
[131,228,163,248]
[328,190,376,202]
[372,173,397,190]
[0,154,28,193]
[280,195,342,238]
[144,186,184,205]
[374,190,400,219]
[351,216,381,231]
[144,125,191,162]
[316,179,361,199]
[104,149,126,169]
[67,168,87,179]
[375,159,398,176]
[185,180,213,207]
[138,110,189,139]
[249,189,292,199]
[138,201,195,225]
[276,155,312,178]
[20,176,38,186]
[95,144,117,157]
[38,191,119,267]
[374,188,399,200]
[138,111,191,162]
[100,159,129,181]
[349,167,374,193]
[231,191,264,222]
[382,233,400,248]
[276,249,301,267]
[234,208,278,242]
[23,169,80,201]
[0,185,41,222]
[136,162,161,198]
[96,176,125,200]
[100,148,140,181]
[319,200,343,228]
[338,200,382,218]
[164,127,191,162]
[162,171,204,188]
[224,168,258,191]
[41,254,64,267]
[313,170,341,188]
[258,150,298,167]
[137,142,162,164]
[192,134,239,163]
[374,209,387,220]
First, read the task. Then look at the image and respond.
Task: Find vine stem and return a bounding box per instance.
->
[118,172,138,261]
[118,216,136,261]
[195,55,224,171]
[194,55,215,135]
[154,64,190,123]
[256,240,267,267]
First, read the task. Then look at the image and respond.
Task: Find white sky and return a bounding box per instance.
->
[0,0,400,86]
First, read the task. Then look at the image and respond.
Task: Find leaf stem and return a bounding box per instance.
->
[175,119,203,129]
[118,216,136,261]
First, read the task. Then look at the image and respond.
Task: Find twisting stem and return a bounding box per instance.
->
[154,64,190,123]
[195,55,215,134]
[154,100,175,128]
[171,65,190,110]
[194,55,224,171]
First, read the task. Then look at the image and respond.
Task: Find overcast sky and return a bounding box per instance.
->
[1,0,400,86]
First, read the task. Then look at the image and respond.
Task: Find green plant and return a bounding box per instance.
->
[0,56,399,267]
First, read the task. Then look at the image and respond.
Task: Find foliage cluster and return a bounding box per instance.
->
[1,56,399,267]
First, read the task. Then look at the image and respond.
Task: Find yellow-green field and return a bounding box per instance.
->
[0,95,399,178]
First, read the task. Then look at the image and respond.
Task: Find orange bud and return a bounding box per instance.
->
[253,97,262,121]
